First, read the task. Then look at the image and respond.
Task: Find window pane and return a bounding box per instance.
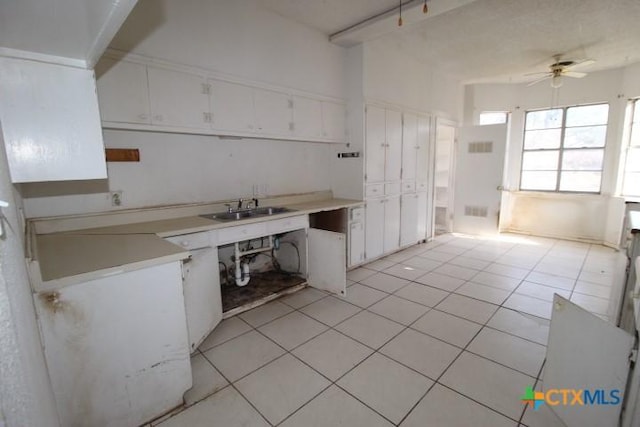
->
[633,101,640,124]
[521,171,557,190]
[561,149,604,171]
[564,125,607,148]
[566,104,609,126]
[524,129,562,149]
[559,171,601,192]
[630,125,640,147]
[623,172,640,196]
[626,148,640,172]
[479,112,508,125]
[525,109,563,130]
[522,151,559,171]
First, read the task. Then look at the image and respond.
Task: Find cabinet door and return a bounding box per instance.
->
[384,196,401,253]
[365,199,385,260]
[385,109,403,182]
[292,95,323,139]
[348,221,365,267]
[417,191,429,241]
[308,228,346,296]
[209,79,255,132]
[33,263,191,427]
[0,57,107,183]
[416,115,431,185]
[402,112,418,181]
[545,295,633,427]
[365,106,386,183]
[253,88,293,136]
[95,58,150,124]
[147,66,210,129]
[322,101,346,142]
[182,247,223,352]
[400,194,419,247]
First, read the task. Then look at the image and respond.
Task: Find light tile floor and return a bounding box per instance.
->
[153,233,626,427]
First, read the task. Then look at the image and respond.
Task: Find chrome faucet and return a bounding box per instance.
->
[237,198,244,210]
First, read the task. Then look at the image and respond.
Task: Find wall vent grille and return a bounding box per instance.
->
[468,141,493,153]
[464,205,488,217]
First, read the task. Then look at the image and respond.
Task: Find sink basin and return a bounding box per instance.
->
[200,206,295,222]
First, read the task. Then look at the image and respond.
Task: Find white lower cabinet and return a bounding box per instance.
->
[417,191,429,241]
[384,196,401,253]
[33,262,191,427]
[164,231,222,352]
[348,206,365,267]
[400,193,419,247]
[365,197,401,261]
[365,199,385,260]
[308,228,347,296]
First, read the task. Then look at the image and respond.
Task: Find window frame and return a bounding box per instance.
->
[621,98,640,197]
[479,111,509,125]
[519,103,609,194]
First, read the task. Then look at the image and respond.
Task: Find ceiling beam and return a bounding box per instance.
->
[329,0,479,47]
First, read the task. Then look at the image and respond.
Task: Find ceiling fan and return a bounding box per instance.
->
[526,54,596,88]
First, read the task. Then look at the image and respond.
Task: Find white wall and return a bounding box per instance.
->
[363,38,462,120]
[0,127,59,426]
[22,0,348,218]
[23,130,333,217]
[110,0,346,98]
[464,64,640,243]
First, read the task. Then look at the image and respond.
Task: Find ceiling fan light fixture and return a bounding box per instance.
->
[551,74,563,88]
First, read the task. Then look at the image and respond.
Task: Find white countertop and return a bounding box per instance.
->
[32,197,363,290]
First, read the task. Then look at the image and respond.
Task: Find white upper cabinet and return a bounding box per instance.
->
[147,66,210,129]
[96,58,150,124]
[209,79,255,133]
[365,105,387,183]
[402,112,418,181]
[253,88,293,136]
[94,56,344,143]
[385,109,402,182]
[0,57,107,183]
[292,95,323,139]
[416,115,431,185]
[322,101,346,142]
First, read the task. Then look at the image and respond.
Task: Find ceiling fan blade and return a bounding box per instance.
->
[524,71,551,77]
[563,71,587,78]
[566,59,596,69]
[527,75,552,87]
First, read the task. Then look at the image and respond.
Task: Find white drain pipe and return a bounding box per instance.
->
[234,242,251,287]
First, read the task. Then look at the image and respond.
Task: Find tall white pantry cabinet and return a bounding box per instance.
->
[363,104,432,263]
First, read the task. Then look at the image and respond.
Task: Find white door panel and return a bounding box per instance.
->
[365,199,384,260]
[416,116,431,184]
[454,124,507,235]
[147,67,209,129]
[322,101,346,141]
[209,79,255,132]
[96,58,150,124]
[385,109,403,182]
[254,88,292,136]
[293,95,323,139]
[402,113,418,181]
[366,106,386,183]
[544,295,633,427]
[308,228,346,296]
[384,196,401,253]
[349,221,365,267]
[400,194,419,247]
[417,191,428,241]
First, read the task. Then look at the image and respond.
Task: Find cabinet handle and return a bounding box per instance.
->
[380,143,385,148]
[138,114,148,121]
[154,114,163,122]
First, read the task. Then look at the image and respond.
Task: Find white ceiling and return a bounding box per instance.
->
[260,0,640,83]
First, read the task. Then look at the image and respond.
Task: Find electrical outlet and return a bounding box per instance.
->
[110,191,123,207]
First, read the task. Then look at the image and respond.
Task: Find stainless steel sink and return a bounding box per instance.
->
[200,206,296,222]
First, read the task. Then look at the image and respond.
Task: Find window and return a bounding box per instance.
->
[622,99,640,197]
[520,103,609,193]
[479,111,508,125]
